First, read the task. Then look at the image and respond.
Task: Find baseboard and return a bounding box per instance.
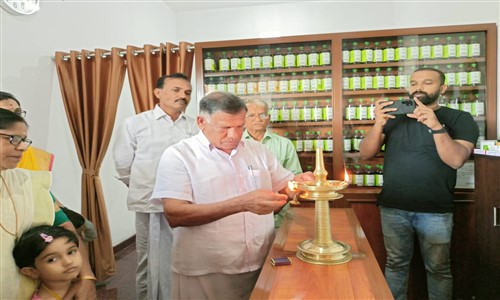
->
[113,235,135,255]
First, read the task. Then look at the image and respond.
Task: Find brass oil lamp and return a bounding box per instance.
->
[288,147,352,265]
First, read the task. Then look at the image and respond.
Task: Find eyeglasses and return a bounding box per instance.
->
[246,113,270,120]
[0,133,32,147]
[14,108,27,118]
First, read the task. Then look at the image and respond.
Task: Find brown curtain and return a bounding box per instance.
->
[127,42,195,113]
[54,48,126,281]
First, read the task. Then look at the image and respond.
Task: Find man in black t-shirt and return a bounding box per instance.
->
[359,67,479,300]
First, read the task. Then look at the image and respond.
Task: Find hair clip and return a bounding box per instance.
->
[40,233,53,243]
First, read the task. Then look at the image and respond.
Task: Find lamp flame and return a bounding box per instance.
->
[344,167,350,183]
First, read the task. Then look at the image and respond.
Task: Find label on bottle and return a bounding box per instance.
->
[343,138,352,152]
[236,82,246,95]
[314,138,323,151]
[355,173,364,186]
[242,57,252,70]
[251,56,261,69]
[204,58,215,71]
[420,45,431,59]
[374,75,385,89]
[308,53,319,66]
[362,75,373,90]
[320,52,331,65]
[350,76,361,91]
[304,139,313,152]
[258,81,267,94]
[408,46,419,60]
[364,173,375,187]
[362,49,373,63]
[444,44,456,58]
[322,77,332,91]
[432,45,444,59]
[246,82,257,94]
[279,79,288,93]
[375,174,384,186]
[396,74,408,89]
[345,106,356,120]
[285,54,296,67]
[205,83,216,94]
[226,83,236,94]
[356,105,368,120]
[303,107,312,122]
[469,71,481,85]
[313,107,323,121]
[385,74,396,89]
[300,78,310,92]
[291,108,300,121]
[342,50,350,64]
[289,79,299,93]
[350,49,362,64]
[396,46,407,61]
[216,83,226,92]
[323,106,333,121]
[230,58,240,71]
[270,108,279,123]
[458,43,468,57]
[295,138,303,152]
[297,53,308,67]
[342,77,350,90]
[457,71,468,86]
[384,48,395,62]
[268,80,278,93]
[469,43,481,57]
[472,101,485,117]
[274,55,284,68]
[445,72,456,86]
[367,104,375,120]
[281,108,290,122]
[262,56,273,69]
[324,138,333,152]
[311,78,321,92]
[219,59,230,71]
[374,49,383,63]
[460,101,472,114]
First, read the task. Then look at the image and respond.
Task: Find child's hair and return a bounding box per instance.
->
[13,225,79,269]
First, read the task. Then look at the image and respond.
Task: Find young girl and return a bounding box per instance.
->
[13,225,83,300]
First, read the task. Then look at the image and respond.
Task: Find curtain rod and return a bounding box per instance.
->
[54,45,195,61]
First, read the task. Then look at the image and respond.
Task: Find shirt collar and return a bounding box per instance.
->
[197,131,246,153]
[243,129,272,142]
[153,104,185,121]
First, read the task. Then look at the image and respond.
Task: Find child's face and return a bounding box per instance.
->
[33,237,82,282]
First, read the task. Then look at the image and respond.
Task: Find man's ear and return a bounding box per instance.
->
[19,267,40,279]
[440,84,448,95]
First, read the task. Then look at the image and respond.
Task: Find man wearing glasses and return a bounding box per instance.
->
[243,98,302,227]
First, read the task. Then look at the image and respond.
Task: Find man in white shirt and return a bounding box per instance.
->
[151,91,314,300]
[113,73,199,300]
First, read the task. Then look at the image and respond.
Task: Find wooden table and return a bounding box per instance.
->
[250,207,393,299]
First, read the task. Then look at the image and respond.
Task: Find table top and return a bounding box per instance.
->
[250,207,393,300]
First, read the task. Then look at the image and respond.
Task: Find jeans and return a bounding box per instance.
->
[380,206,453,300]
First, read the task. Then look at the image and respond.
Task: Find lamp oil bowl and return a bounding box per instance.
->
[289,147,352,265]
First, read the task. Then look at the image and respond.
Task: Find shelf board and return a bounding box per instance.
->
[298,152,334,158]
[344,120,376,125]
[343,85,486,96]
[204,65,332,78]
[270,121,332,128]
[342,57,486,69]
[239,92,331,99]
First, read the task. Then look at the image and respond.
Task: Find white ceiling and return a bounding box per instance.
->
[164,1,295,12]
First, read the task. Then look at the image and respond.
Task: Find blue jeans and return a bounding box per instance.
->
[380,206,453,300]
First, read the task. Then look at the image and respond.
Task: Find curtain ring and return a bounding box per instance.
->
[171,47,179,53]
[186,45,195,52]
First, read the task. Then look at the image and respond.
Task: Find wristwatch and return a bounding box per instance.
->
[430,127,447,134]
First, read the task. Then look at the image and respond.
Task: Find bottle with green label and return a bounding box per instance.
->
[290,101,300,122]
[431,37,444,59]
[356,98,367,120]
[226,76,236,94]
[216,77,226,92]
[445,64,456,86]
[310,71,322,92]
[345,98,356,120]
[350,42,361,64]
[257,74,267,94]
[308,45,319,67]
[373,41,383,63]
[385,67,396,89]
[353,164,364,186]
[384,40,395,62]
[343,129,352,152]
[459,93,472,114]
[241,50,252,70]
[419,37,431,60]
[396,38,407,61]
[396,67,408,89]
[289,72,299,93]
[251,49,261,70]
[296,46,308,67]
[468,35,481,57]
[367,98,376,120]
[205,77,216,94]
[361,41,373,63]
[218,51,229,72]
[312,100,323,122]
[269,102,279,123]
[301,100,312,122]
[342,42,350,64]
[457,35,469,58]
[246,75,257,95]
[294,131,303,152]
[278,73,288,93]
[300,72,310,93]
[268,74,278,94]
[375,164,384,187]
[407,38,419,60]
[471,93,485,117]
[280,101,290,122]
[364,164,375,187]
[261,48,273,69]
[373,67,385,90]
[361,68,373,90]
[323,99,333,121]
[273,47,284,69]
[349,69,361,91]
[342,69,350,90]
[468,63,481,86]
[230,50,240,71]
[444,36,457,58]
[204,52,216,72]
[320,44,331,66]
[236,75,246,95]
[303,131,314,152]
[284,47,296,68]
[456,64,468,86]
[313,131,323,151]
[322,70,332,91]
[324,131,333,152]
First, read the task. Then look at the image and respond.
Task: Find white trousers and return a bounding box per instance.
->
[135,212,173,300]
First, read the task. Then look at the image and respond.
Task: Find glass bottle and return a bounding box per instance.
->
[261,48,273,69]
[278,73,288,94]
[257,74,267,94]
[356,98,367,120]
[342,42,350,64]
[236,75,247,95]
[349,68,361,91]
[407,38,419,60]
[205,77,216,94]
[251,49,262,70]
[343,129,352,153]
[226,76,236,94]
[373,41,383,63]
[310,71,321,92]
[241,50,252,70]
[273,47,284,69]
[289,72,299,93]
[367,98,376,120]
[468,34,481,57]
[445,64,456,86]
[313,131,323,151]
[419,37,431,60]
[280,101,290,122]
[457,35,469,58]
[322,70,332,91]
[459,93,472,114]
[246,75,257,95]
[384,40,395,62]
[396,38,407,61]
[396,66,408,89]
[303,131,314,152]
[324,131,333,152]
[384,67,396,89]
[296,46,308,67]
[345,98,356,120]
[216,77,226,92]
[218,51,230,72]
[361,68,373,90]
[323,99,333,121]
[353,164,364,187]
[204,51,216,72]
[308,45,319,67]
[447,96,459,110]
[364,164,375,187]
[373,67,385,90]
[302,100,312,122]
[230,50,240,71]
[284,47,296,68]
[444,36,457,59]
[290,101,300,122]
[300,72,310,93]
[456,63,468,87]
[320,44,331,66]
[267,74,278,94]
[468,63,481,86]
[350,41,361,64]
[431,37,444,59]
[471,93,485,117]
[361,41,373,64]
[269,102,279,123]
[294,131,303,152]
[342,69,350,90]
[375,164,384,187]
[312,100,323,122]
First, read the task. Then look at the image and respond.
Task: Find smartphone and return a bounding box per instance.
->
[383,99,416,115]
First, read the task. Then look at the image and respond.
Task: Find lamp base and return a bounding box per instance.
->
[296,239,352,265]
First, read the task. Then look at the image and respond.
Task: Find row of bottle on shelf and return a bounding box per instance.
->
[204,44,332,72]
[343,34,482,64]
[344,92,485,121]
[343,63,482,91]
[279,131,334,153]
[269,100,332,123]
[204,71,332,95]
[347,164,384,187]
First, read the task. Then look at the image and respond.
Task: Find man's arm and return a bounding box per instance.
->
[359,100,395,160]
[163,189,288,227]
[112,121,136,186]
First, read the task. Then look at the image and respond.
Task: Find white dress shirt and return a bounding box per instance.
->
[113,105,199,213]
[151,132,293,275]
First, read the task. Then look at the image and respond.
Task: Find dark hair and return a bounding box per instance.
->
[0,91,21,107]
[0,108,28,130]
[156,73,190,88]
[413,67,446,86]
[13,225,79,268]
[199,91,247,116]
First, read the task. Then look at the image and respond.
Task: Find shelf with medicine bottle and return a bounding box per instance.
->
[339,24,497,191]
[194,34,337,178]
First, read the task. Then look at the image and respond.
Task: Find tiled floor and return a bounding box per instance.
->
[96,243,137,300]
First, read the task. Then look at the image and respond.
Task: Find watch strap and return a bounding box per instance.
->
[430,127,447,134]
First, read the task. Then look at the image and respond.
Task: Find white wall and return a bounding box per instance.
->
[1,1,499,246]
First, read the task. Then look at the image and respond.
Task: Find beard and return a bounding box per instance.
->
[410,90,441,105]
